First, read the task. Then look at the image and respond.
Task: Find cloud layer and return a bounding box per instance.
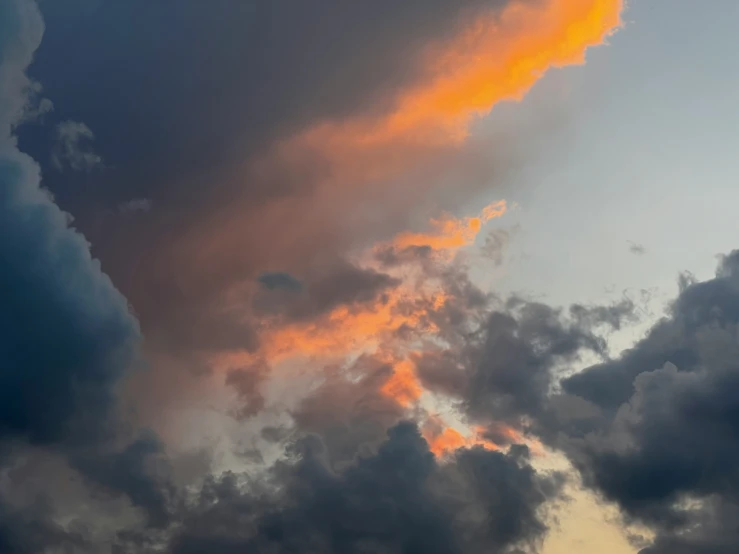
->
[16,2,735,554]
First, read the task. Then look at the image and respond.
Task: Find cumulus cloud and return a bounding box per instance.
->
[165,423,564,554]
[0,2,176,548]
[549,252,739,551]
[0,0,136,446]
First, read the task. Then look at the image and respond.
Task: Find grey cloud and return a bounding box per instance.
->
[548,252,739,551]
[253,261,400,322]
[428,298,633,427]
[0,499,90,554]
[72,432,179,529]
[51,120,102,171]
[165,422,563,554]
[0,0,46,129]
[0,3,179,549]
[226,360,270,420]
[415,349,469,397]
[118,197,152,214]
[563,253,739,411]
[404,249,739,553]
[480,226,519,266]
[292,357,406,466]
[0,0,138,447]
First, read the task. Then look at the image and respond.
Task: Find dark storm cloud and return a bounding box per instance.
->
[412,294,634,427]
[166,422,563,554]
[547,252,739,552]
[0,5,181,550]
[392,251,739,553]
[0,500,90,554]
[563,256,739,411]
[73,431,179,529]
[0,0,138,446]
[464,301,609,423]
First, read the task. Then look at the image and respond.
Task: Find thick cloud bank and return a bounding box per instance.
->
[0,0,138,446]
[553,253,739,552]
[20,1,739,553]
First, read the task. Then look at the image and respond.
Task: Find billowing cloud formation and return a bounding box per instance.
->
[0,4,180,551]
[164,423,563,554]
[0,0,660,553]
[17,0,624,372]
[0,0,137,445]
[551,253,739,552]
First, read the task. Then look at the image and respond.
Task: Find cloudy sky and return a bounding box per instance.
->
[3,0,739,552]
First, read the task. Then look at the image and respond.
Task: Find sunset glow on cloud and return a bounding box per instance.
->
[298,0,623,149]
[20,0,739,553]
[163,0,626,494]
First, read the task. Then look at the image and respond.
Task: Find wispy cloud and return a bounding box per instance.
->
[51,120,103,172]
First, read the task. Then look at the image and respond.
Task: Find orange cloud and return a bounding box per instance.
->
[217,0,622,267]
[380,358,424,408]
[194,0,624,290]
[296,0,623,152]
[378,0,624,142]
[390,200,507,252]
[210,0,623,458]
[256,288,441,364]
[251,196,500,370]
[424,422,544,458]
[247,0,624,369]
[424,423,501,457]
[427,427,472,456]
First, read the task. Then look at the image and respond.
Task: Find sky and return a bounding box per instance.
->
[3,0,739,553]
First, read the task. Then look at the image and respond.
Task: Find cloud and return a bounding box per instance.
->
[0,499,89,554]
[541,252,739,551]
[0,3,181,548]
[118,197,152,214]
[165,422,564,554]
[51,120,102,171]
[19,0,624,376]
[254,261,400,322]
[0,0,638,551]
[386,200,507,253]
[480,225,519,266]
[629,241,647,255]
[0,0,138,446]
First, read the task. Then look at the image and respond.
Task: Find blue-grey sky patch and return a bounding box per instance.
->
[258,271,303,292]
